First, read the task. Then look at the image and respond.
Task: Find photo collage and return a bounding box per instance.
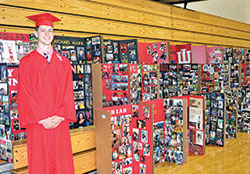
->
[103,39,120,63]
[104,104,153,174]
[110,107,133,174]
[159,64,178,98]
[0,63,12,162]
[201,64,215,93]
[233,48,244,64]
[131,104,153,174]
[119,39,138,64]
[163,99,186,165]
[245,49,250,63]
[188,97,205,155]
[178,64,200,96]
[225,89,238,138]
[149,42,169,64]
[142,64,159,102]
[0,32,31,64]
[238,87,250,133]
[214,64,230,90]
[129,64,142,104]
[223,48,233,64]
[53,36,94,128]
[207,47,223,64]
[102,63,130,107]
[203,92,225,146]
[8,66,26,141]
[85,36,103,64]
[241,63,250,86]
[230,63,240,88]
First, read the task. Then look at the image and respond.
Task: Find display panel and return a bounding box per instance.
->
[207,47,223,64]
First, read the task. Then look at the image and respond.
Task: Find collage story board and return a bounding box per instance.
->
[225,89,238,139]
[0,32,31,64]
[103,39,138,64]
[202,91,226,146]
[8,65,26,141]
[238,87,250,133]
[141,99,188,165]
[173,95,205,155]
[138,42,170,64]
[241,63,250,86]
[53,35,95,128]
[207,47,223,64]
[0,63,12,163]
[95,104,153,174]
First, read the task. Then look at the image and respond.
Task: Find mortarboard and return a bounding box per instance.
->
[26,13,61,27]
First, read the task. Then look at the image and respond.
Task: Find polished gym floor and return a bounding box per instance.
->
[155,132,250,174]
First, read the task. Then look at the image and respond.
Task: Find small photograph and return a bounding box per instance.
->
[106,54,114,61]
[133,149,140,162]
[74,90,84,100]
[107,45,113,53]
[141,130,148,143]
[123,167,132,174]
[143,144,150,156]
[54,44,61,53]
[77,47,85,60]
[113,42,119,54]
[196,130,203,146]
[75,100,84,110]
[123,124,130,137]
[91,36,101,45]
[115,161,122,174]
[127,41,136,49]
[120,44,127,53]
[10,99,18,109]
[106,79,111,90]
[61,50,70,58]
[119,146,127,159]
[0,83,7,95]
[14,132,26,141]
[136,119,146,129]
[139,164,146,174]
[133,128,139,141]
[15,40,24,55]
[123,157,133,166]
[73,81,84,90]
[122,136,131,146]
[143,107,150,120]
[112,129,121,148]
[133,141,142,150]
[217,119,223,129]
[126,145,132,158]
[10,110,18,119]
[141,155,145,163]
[70,50,77,61]
[12,120,20,131]
[94,45,101,56]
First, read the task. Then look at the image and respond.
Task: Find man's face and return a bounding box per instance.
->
[35,25,54,46]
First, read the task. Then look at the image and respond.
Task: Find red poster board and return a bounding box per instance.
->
[138,42,169,64]
[8,66,26,140]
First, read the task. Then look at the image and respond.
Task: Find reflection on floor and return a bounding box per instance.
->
[155,132,250,174]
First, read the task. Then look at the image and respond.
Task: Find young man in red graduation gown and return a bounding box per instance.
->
[18,13,76,174]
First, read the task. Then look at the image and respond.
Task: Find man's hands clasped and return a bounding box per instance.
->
[40,116,64,129]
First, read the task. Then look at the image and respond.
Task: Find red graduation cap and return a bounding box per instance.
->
[26,13,61,27]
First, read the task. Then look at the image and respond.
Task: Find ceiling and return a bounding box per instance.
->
[152,0,207,8]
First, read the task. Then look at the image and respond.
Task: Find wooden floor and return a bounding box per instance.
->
[155,132,250,174]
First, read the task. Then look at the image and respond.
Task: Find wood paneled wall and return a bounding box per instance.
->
[0,0,250,47]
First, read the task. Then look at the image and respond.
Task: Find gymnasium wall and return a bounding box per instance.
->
[0,0,250,47]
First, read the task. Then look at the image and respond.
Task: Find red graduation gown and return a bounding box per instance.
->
[18,50,76,174]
